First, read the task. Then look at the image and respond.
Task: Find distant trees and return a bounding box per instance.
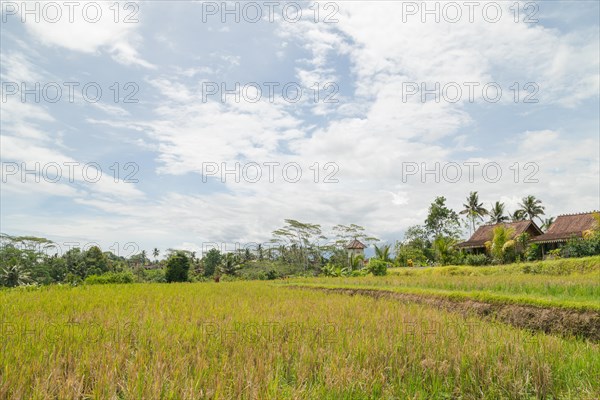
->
[272,219,325,271]
[165,252,190,283]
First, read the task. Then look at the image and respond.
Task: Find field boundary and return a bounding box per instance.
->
[289,285,600,341]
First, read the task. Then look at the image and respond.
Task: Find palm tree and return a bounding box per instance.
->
[1,264,32,287]
[488,226,515,262]
[460,192,488,235]
[541,217,555,232]
[518,195,545,224]
[432,236,457,265]
[140,250,147,265]
[152,248,160,262]
[373,244,392,264]
[511,209,526,222]
[348,253,365,270]
[488,201,508,224]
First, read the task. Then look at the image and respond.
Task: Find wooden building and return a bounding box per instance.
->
[457,220,543,253]
[531,211,599,254]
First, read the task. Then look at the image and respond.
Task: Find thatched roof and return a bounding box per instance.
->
[346,239,366,249]
[457,220,543,249]
[531,212,599,244]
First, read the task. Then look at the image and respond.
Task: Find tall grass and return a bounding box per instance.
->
[286,257,600,310]
[1,282,598,399]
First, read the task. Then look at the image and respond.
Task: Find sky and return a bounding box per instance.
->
[1,1,599,257]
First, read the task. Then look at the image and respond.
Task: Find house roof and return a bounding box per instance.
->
[531,211,599,244]
[457,220,543,249]
[346,239,366,249]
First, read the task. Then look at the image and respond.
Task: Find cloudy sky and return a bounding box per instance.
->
[1,1,599,256]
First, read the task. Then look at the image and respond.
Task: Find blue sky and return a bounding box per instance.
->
[1,1,599,256]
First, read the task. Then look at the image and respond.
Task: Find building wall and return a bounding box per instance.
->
[347,248,364,258]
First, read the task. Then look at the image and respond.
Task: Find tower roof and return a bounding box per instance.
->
[346,239,366,249]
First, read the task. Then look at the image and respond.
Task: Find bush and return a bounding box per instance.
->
[85,271,135,285]
[561,235,600,258]
[367,259,388,276]
[464,254,490,266]
[525,243,542,261]
[396,245,428,267]
[142,268,166,283]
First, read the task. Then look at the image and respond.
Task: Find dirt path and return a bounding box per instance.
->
[291,286,600,341]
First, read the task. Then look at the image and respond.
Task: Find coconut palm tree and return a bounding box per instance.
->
[488,201,508,224]
[518,195,545,224]
[152,248,160,262]
[511,209,526,222]
[541,217,555,232]
[460,192,488,235]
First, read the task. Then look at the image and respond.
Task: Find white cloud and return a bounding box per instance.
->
[18,1,154,69]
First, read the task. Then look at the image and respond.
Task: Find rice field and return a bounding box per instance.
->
[1,281,599,399]
[285,257,600,311]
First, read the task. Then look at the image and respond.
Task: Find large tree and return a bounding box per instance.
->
[203,248,221,277]
[425,197,461,239]
[460,191,488,235]
[331,224,379,248]
[272,219,325,270]
[165,251,190,283]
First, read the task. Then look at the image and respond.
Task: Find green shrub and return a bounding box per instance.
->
[525,243,541,261]
[464,254,490,266]
[143,268,166,283]
[85,271,135,285]
[396,245,428,267]
[561,235,600,258]
[367,259,388,276]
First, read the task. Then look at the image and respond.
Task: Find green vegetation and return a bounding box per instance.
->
[284,257,600,311]
[84,271,135,285]
[2,195,599,288]
[165,251,191,283]
[1,282,598,399]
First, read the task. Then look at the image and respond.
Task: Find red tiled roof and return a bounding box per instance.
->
[457,220,543,249]
[531,212,599,244]
[346,239,366,249]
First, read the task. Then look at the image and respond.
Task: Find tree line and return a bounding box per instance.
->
[2,193,599,287]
